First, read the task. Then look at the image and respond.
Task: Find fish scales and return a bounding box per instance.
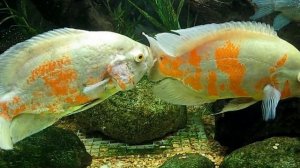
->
[0,28,154,150]
[144,21,300,121]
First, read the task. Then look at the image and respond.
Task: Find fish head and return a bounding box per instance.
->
[107,39,154,91]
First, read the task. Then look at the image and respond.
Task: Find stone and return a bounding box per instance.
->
[214,98,300,149]
[0,127,92,168]
[75,78,187,144]
[220,137,300,168]
[160,153,214,168]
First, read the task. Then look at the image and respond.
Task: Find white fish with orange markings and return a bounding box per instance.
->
[250,0,300,30]
[144,21,300,122]
[0,28,154,150]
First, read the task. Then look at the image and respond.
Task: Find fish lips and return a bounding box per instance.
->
[107,63,135,91]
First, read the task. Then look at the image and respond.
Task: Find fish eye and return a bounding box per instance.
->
[134,53,144,63]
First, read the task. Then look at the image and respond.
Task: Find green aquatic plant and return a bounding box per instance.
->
[104,0,140,39]
[128,0,185,31]
[0,0,38,35]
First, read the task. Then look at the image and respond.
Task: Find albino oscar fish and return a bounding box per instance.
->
[0,28,154,150]
[250,0,300,30]
[144,21,300,121]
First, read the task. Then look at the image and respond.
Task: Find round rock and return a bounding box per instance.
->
[75,78,187,144]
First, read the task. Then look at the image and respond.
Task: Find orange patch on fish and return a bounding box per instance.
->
[12,104,26,116]
[207,71,218,96]
[215,41,248,96]
[159,56,185,78]
[188,49,201,66]
[28,56,72,83]
[28,56,80,97]
[281,80,291,98]
[0,103,10,120]
[183,70,202,90]
[269,54,288,73]
[65,94,90,105]
[74,95,90,104]
[219,83,225,91]
[42,69,77,96]
[255,77,270,92]
[12,96,21,103]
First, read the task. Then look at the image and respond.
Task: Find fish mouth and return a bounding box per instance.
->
[107,63,135,91]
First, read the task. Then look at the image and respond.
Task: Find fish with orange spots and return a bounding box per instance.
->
[0,28,154,150]
[144,21,300,122]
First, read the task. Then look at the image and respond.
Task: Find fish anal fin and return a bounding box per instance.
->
[216,98,258,114]
[10,113,61,144]
[0,117,13,150]
[153,78,213,105]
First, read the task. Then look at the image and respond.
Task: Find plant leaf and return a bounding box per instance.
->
[128,0,166,31]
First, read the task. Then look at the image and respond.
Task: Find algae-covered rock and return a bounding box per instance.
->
[0,126,92,168]
[75,78,187,144]
[160,153,214,168]
[220,137,300,168]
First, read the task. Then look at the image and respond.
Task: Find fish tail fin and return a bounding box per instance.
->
[250,0,275,20]
[0,117,13,150]
[10,113,60,144]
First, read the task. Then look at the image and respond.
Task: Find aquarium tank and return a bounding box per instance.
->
[0,0,300,167]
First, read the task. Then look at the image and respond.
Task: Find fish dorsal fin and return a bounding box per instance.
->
[148,21,277,57]
[0,28,87,95]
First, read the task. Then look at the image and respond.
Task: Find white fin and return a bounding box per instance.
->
[218,98,258,114]
[10,113,61,143]
[153,78,213,105]
[142,32,171,56]
[68,85,120,116]
[0,28,87,95]
[250,0,274,20]
[273,14,291,30]
[83,78,109,97]
[0,117,13,150]
[262,84,281,121]
[145,22,277,58]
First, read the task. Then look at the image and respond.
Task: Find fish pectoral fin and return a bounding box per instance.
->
[215,98,258,114]
[262,84,281,121]
[10,113,61,144]
[148,62,165,81]
[250,0,274,20]
[83,78,110,97]
[273,14,291,30]
[83,78,120,99]
[0,117,13,150]
[153,78,212,105]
